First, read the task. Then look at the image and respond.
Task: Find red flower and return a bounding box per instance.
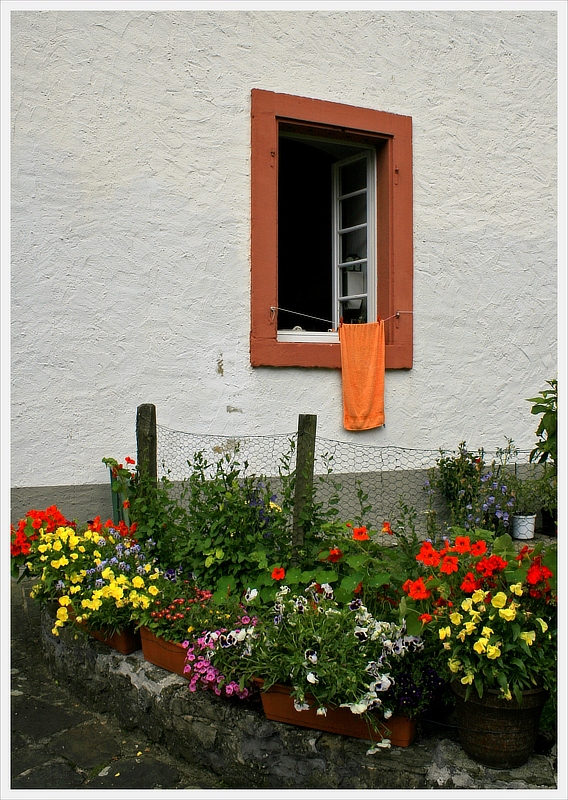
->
[125,456,136,464]
[453,536,471,554]
[271,567,286,581]
[470,540,488,557]
[418,613,433,624]
[353,527,369,541]
[381,521,393,535]
[440,554,459,575]
[326,547,344,562]
[403,577,432,600]
[460,571,479,593]
[416,541,440,567]
[475,554,507,577]
[123,499,130,509]
[354,581,363,594]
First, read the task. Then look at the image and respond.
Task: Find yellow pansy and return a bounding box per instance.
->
[461,673,475,685]
[70,552,79,560]
[509,582,523,596]
[449,612,463,625]
[491,592,507,609]
[481,626,493,637]
[472,589,486,604]
[520,631,536,646]
[132,575,145,589]
[469,610,483,623]
[38,544,48,553]
[102,567,115,581]
[148,585,159,596]
[536,618,548,633]
[486,644,501,659]
[56,606,69,621]
[144,563,152,573]
[501,686,512,701]
[69,585,81,594]
[448,658,462,673]
[473,637,488,654]
[52,540,63,552]
[499,606,517,622]
[461,598,473,612]
[58,595,72,606]
[462,621,477,635]
[457,629,467,642]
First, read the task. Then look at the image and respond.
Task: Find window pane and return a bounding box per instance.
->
[340,296,367,324]
[340,158,367,195]
[340,227,367,262]
[341,263,367,298]
[341,192,366,229]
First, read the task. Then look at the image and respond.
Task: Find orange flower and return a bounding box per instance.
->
[418,613,433,624]
[416,541,440,567]
[326,547,343,562]
[470,540,488,557]
[353,527,369,541]
[440,554,459,575]
[125,456,136,465]
[453,536,471,554]
[271,567,286,580]
[381,521,393,535]
[403,577,432,600]
[122,499,130,509]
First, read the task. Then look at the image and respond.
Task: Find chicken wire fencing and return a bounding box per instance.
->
[155,423,532,539]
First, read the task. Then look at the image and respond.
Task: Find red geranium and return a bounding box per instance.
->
[271,567,286,581]
[352,527,369,541]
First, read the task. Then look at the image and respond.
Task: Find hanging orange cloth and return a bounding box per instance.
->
[339,320,385,430]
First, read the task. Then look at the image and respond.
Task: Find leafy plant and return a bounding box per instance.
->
[200,581,433,725]
[528,379,557,470]
[434,442,485,526]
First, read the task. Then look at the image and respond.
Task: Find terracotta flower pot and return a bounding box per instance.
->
[87,625,142,655]
[140,626,189,677]
[68,606,141,654]
[451,681,548,768]
[254,680,416,746]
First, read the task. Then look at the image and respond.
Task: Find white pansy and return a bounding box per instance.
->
[306,671,319,684]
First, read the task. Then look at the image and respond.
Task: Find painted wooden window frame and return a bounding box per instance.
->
[250,89,413,369]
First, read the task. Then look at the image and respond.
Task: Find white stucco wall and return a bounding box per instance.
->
[10,9,557,489]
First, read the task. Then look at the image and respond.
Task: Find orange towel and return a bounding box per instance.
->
[339,321,385,430]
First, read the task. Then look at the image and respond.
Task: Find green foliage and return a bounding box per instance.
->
[528,379,557,469]
[434,442,485,526]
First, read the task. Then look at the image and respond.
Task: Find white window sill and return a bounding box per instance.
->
[277,330,340,344]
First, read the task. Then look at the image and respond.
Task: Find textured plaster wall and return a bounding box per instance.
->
[11,10,557,489]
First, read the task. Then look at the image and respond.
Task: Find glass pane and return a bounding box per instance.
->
[340,297,367,324]
[340,158,367,195]
[340,193,366,229]
[340,227,367,262]
[341,263,367,298]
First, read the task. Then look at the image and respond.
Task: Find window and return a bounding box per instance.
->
[250,89,413,369]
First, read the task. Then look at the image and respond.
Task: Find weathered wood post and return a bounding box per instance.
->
[292,414,317,565]
[136,404,157,483]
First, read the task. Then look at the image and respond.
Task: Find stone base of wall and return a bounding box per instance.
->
[40,609,557,790]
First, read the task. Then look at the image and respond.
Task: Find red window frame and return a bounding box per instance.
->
[250,89,413,369]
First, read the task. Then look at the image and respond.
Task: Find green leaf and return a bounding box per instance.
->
[367,572,391,588]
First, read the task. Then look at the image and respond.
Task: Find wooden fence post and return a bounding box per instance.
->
[136,404,157,483]
[292,414,317,564]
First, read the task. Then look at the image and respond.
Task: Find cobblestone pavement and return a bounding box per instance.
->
[8,578,226,792]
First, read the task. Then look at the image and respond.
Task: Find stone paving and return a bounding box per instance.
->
[9,578,225,791]
[8,576,562,794]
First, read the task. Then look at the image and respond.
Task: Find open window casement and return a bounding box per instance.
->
[250,89,413,369]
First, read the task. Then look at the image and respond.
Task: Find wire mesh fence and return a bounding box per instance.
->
[156,423,532,538]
